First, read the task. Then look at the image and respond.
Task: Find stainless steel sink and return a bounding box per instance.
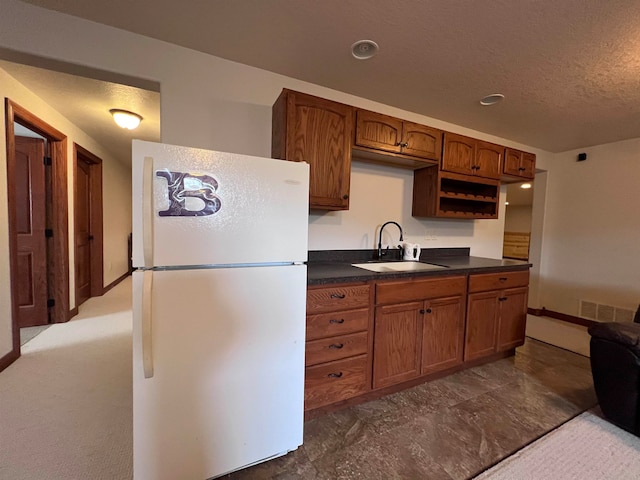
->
[351,262,448,273]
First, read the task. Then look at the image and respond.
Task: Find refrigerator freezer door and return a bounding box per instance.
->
[132,265,306,480]
[132,140,309,269]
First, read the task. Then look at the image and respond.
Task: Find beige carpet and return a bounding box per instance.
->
[0,278,133,480]
[475,411,640,479]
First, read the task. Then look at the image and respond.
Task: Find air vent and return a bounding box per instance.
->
[579,300,597,320]
[596,304,615,322]
[615,307,636,323]
[580,299,636,323]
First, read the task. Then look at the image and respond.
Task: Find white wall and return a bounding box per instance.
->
[504,206,532,232]
[536,139,640,315]
[0,65,132,359]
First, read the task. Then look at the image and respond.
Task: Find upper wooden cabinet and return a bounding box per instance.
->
[442,133,502,180]
[353,109,442,168]
[503,148,536,180]
[272,89,354,210]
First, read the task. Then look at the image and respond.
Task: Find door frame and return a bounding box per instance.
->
[73,143,104,302]
[2,98,70,370]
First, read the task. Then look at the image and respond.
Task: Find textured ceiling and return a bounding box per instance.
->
[0,60,160,164]
[15,0,640,152]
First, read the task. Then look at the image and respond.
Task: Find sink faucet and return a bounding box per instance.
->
[378,221,404,259]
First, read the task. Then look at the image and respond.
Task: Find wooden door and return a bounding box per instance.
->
[421,296,465,375]
[497,287,529,351]
[503,148,522,177]
[75,156,92,306]
[475,141,502,179]
[373,302,422,388]
[14,136,48,327]
[286,91,353,210]
[401,122,443,161]
[464,291,499,361]
[354,110,402,154]
[520,152,536,179]
[442,132,475,175]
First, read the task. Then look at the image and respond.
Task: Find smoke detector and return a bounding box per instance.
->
[351,40,379,60]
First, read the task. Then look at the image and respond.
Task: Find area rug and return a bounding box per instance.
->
[474,411,640,479]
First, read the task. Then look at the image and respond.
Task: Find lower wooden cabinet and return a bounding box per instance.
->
[304,269,529,413]
[373,276,467,389]
[305,355,369,410]
[421,296,465,375]
[304,283,372,411]
[464,271,530,361]
[373,302,423,389]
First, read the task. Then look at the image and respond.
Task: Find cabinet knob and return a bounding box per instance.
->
[330,293,346,299]
[342,194,349,200]
[328,372,343,378]
[420,309,425,314]
[329,343,344,349]
[499,296,508,301]
[426,308,432,314]
[401,142,409,148]
[499,277,508,282]
[329,318,345,324]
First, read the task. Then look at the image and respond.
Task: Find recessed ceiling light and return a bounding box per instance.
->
[110,109,143,130]
[351,40,379,60]
[520,183,532,189]
[480,94,505,106]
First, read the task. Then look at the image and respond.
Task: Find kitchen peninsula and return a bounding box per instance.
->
[304,248,530,417]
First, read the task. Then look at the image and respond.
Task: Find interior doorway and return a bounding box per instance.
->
[503,180,534,261]
[5,99,70,366]
[74,144,104,307]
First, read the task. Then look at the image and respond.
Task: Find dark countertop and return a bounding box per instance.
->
[307,248,531,285]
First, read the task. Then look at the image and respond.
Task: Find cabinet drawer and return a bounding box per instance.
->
[375,275,466,305]
[307,284,370,314]
[306,308,369,341]
[468,270,530,293]
[305,332,368,366]
[305,355,368,410]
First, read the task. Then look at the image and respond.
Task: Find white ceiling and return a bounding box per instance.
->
[16,0,640,153]
[0,59,160,164]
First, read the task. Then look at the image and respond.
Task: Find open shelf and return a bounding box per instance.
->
[412,167,500,219]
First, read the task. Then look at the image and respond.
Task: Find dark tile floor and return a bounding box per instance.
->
[227,338,597,480]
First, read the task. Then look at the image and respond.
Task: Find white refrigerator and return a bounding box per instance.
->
[131,140,309,480]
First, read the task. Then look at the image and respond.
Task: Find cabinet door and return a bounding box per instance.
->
[287,91,353,210]
[354,110,403,154]
[497,287,529,351]
[503,148,522,177]
[442,132,475,175]
[475,141,502,179]
[421,296,465,375]
[373,302,422,389]
[464,291,499,361]
[520,152,536,179]
[401,122,443,161]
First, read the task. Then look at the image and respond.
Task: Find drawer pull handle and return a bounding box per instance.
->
[329,343,344,349]
[329,318,345,324]
[328,372,343,378]
[499,296,508,301]
[330,293,346,299]
[499,277,508,282]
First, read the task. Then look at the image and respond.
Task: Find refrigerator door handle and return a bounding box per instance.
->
[142,270,154,378]
[142,155,154,268]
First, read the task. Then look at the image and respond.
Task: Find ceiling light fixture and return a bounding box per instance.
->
[351,40,379,60]
[480,94,505,106]
[520,183,532,189]
[110,109,143,130]
[505,201,510,206]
